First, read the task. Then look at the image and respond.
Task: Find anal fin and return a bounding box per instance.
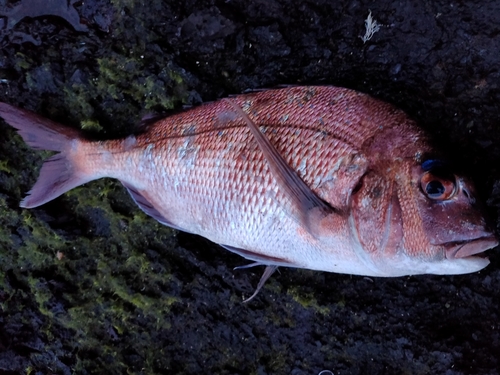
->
[122,182,185,231]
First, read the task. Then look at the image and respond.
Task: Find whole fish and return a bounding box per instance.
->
[0,86,497,300]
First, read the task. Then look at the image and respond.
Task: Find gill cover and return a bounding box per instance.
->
[351,171,403,256]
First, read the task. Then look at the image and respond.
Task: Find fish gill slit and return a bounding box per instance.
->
[379,182,394,254]
[347,214,383,275]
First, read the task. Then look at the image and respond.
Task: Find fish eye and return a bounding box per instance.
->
[420,171,456,200]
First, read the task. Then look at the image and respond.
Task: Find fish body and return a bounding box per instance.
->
[0,86,497,282]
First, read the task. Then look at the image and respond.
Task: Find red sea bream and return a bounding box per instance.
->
[0,86,497,298]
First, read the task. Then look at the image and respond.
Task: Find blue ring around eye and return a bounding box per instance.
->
[422,159,448,171]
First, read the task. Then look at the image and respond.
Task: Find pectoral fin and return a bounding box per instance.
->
[226,100,336,232]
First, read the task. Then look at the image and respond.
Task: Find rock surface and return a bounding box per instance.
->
[0,0,499,374]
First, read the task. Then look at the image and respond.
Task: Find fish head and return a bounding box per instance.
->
[351,125,498,276]
[403,159,498,274]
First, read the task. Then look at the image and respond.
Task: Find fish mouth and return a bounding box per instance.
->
[444,236,498,260]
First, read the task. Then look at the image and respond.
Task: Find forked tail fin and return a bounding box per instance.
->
[0,103,90,208]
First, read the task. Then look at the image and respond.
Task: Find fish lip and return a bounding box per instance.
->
[443,236,498,260]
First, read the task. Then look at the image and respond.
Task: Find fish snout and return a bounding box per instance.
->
[444,236,498,260]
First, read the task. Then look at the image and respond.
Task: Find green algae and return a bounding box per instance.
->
[13,51,32,71]
[0,171,182,372]
[110,0,138,10]
[287,286,331,316]
[95,56,181,111]
[63,83,97,121]
[55,0,189,138]
[0,2,189,370]
[27,276,54,319]
[0,197,17,242]
[80,118,103,132]
[0,159,10,173]
[0,1,268,373]
[60,50,189,138]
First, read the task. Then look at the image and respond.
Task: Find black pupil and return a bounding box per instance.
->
[426,180,445,197]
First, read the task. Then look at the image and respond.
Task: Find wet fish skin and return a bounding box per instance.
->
[0,86,497,284]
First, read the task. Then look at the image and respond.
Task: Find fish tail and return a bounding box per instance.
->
[0,103,90,208]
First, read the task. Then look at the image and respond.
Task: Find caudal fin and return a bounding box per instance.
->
[0,103,90,208]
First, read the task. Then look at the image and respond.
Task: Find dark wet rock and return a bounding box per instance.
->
[0,0,87,32]
[0,0,500,374]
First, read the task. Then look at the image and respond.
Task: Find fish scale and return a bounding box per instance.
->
[82,97,366,266]
[0,86,497,300]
